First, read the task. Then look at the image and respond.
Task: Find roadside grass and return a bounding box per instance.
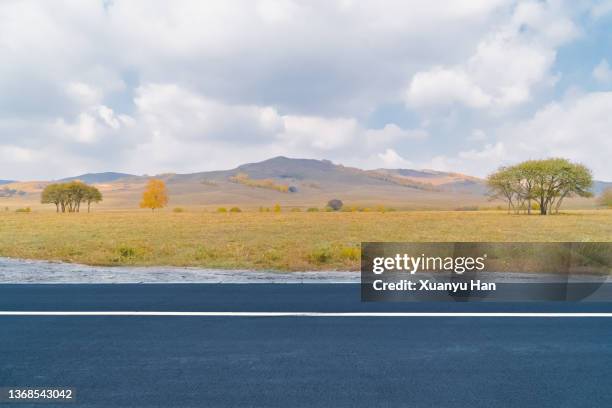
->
[0,210,610,271]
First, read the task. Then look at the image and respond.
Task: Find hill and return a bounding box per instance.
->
[59,172,135,184]
[148,156,487,209]
[594,180,612,195]
[366,168,487,194]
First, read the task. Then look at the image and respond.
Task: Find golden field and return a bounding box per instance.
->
[0,209,610,271]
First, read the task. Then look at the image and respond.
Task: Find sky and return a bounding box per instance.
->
[1,0,611,180]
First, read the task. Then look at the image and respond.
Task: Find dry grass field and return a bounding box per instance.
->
[0,209,610,271]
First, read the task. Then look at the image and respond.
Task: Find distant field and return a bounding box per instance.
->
[0,210,610,271]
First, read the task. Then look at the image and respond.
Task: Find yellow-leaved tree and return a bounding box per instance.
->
[140,179,169,211]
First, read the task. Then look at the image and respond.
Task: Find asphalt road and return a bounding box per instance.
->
[1,284,612,407]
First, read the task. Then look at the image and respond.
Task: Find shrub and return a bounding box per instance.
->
[273,203,281,213]
[261,249,281,262]
[327,199,343,211]
[173,207,184,213]
[454,206,479,211]
[217,207,227,213]
[306,207,319,212]
[15,207,31,213]
[229,207,242,213]
[117,246,136,259]
[339,246,360,261]
[308,246,333,264]
[194,247,217,261]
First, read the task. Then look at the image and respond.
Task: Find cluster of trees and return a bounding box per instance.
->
[229,172,291,193]
[0,187,25,198]
[41,181,103,213]
[487,158,593,215]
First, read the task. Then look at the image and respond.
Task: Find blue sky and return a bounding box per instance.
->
[0,0,611,180]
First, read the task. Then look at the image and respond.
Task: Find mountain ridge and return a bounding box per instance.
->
[7,156,611,188]
[59,172,136,184]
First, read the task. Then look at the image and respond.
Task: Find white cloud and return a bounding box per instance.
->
[56,113,98,144]
[458,142,507,161]
[130,84,429,170]
[423,92,612,179]
[590,0,612,19]
[500,92,612,176]
[279,116,358,150]
[66,82,103,106]
[365,124,428,145]
[256,0,300,23]
[406,68,492,109]
[377,148,413,168]
[468,129,487,141]
[52,104,131,145]
[0,0,515,120]
[134,84,285,143]
[593,59,612,84]
[97,106,121,130]
[405,1,577,112]
[427,142,508,175]
[0,145,37,163]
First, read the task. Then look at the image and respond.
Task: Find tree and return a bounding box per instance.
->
[41,183,63,212]
[516,160,540,215]
[84,185,103,212]
[140,179,168,211]
[550,161,592,214]
[486,167,518,214]
[599,188,612,208]
[487,158,593,215]
[66,181,88,212]
[327,199,343,211]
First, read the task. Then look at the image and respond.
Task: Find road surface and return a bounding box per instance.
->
[1,284,612,407]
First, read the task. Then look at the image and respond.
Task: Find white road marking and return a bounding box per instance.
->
[0,311,611,317]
